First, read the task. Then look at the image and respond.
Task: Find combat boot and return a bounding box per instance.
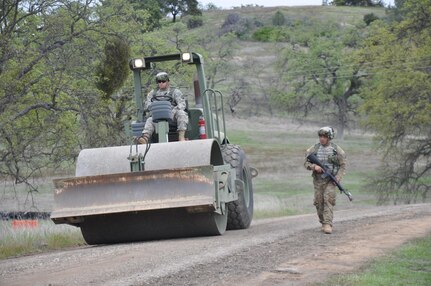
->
[178,130,186,141]
[322,224,332,234]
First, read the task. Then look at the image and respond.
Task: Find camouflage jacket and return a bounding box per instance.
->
[304,142,346,181]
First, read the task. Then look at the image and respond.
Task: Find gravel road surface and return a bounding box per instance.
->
[1,203,430,286]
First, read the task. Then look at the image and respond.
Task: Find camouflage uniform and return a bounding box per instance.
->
[304,142,346,227]
[142,87,189,137]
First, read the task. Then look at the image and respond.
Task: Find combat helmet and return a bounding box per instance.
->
[155,72,169,82]
[318,126,335,140]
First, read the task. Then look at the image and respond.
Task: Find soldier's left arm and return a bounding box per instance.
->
[336,145,347,181]
[173,89,186,110]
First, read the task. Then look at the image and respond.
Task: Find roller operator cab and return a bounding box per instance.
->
[51,52,257,244]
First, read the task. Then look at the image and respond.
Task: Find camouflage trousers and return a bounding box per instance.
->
[143,109,188,136]
[313,178,337,226]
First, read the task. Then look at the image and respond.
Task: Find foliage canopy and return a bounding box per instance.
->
[358,0,431,203]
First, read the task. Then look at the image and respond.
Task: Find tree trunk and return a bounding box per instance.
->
[337,123,345,140]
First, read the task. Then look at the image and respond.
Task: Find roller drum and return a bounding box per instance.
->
[52,139,229,244]
[75,139,224,176]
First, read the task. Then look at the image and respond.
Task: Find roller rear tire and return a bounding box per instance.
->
[222,144,254,230]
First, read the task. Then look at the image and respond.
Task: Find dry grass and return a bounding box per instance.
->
[0,220,85,259]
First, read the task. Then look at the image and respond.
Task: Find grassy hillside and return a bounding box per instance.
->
[204,5,386,26]
[170,5,388,117]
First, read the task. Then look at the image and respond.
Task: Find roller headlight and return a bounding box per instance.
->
[181,53,192,63]
[130,58,145,70]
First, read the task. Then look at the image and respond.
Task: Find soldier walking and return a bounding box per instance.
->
[304,127,346,234]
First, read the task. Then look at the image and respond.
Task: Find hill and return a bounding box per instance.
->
[165,5,388,117]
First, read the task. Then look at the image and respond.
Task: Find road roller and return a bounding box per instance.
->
[51,53,257,244]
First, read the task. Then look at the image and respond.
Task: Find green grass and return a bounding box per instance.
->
[226,124,381,220]
[254,178,310,197]
[0,220,85,260]
[254,207,299,219]
[319,235,431,286]
[253,176,314,218]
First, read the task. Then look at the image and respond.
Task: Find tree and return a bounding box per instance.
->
[205,2,220,10]
[162,0,201,22]
[241,58,274,116]
[363,13,379,25]
[357,0,431,203]
[0,1,96,191]
[0,0,142,197]
[164,0,183,22]
[331,0,384,6]
[273,23,364,139]
[185,0,202,16]
[129,0,164,31]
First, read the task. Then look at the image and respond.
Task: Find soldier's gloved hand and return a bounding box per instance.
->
[314,165,324,173]
[133,136,147,145]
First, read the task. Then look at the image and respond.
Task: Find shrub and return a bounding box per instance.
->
[253,27,274,41]
[272,10,285,26]
[363,13,379,25]
[220,13,253,39]
[187,16,203,29]
[223,13,240,27]
[252,26,289,42]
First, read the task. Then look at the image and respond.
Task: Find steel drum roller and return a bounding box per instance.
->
[75,139,224,176]
[51,139,229,244]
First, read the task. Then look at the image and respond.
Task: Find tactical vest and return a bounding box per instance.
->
[150,89,177,106]
[313,142,340,175]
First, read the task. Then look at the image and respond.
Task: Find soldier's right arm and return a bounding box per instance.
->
[304,146,316,171]
[144,90,154,111]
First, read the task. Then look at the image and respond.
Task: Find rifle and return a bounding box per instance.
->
[307,153,353,201]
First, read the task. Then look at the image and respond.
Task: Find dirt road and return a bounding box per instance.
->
[1,204,430,286]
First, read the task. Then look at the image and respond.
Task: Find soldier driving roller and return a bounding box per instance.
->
[304,127,346,234]
[136,72,188,144]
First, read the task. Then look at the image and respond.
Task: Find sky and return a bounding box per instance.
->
[199,0,395,9]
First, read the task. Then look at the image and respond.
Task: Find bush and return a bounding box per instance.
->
[223,13,240,26]
[363,13,379,25]
[187,16,203,29]
[253,27,274,41]
[219,13,253,39]
[272,10,285,26]
[252,26,289,42]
